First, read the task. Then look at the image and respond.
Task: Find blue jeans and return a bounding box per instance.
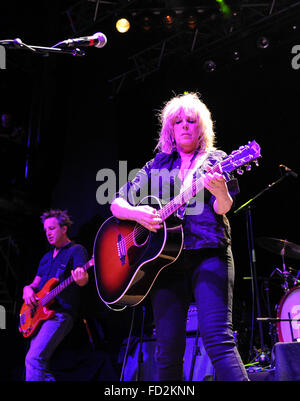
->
[25,311,73,381]
[151,247,249,381]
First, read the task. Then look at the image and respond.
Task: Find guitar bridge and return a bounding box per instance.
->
[117,234,126,266]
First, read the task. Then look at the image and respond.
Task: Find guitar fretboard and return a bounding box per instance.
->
[158,162,221,221]
[41,258,93,306]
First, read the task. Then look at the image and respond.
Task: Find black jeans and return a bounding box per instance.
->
[150,247,249,381]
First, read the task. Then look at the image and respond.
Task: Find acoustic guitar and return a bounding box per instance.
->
[93,140,261,310]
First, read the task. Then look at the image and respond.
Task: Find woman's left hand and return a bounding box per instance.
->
[204,171,228,198]
[204,167,233,214]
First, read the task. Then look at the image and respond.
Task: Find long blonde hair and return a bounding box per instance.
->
[155,92,216,154]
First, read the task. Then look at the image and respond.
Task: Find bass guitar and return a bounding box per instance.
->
[93,141,261,310]
[19,258,94,338]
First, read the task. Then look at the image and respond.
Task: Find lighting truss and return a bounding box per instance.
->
[62,1,300,97]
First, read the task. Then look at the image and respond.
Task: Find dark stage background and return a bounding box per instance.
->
[0,1,299,381]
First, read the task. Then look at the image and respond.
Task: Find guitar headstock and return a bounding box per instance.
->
[221,140,261,175]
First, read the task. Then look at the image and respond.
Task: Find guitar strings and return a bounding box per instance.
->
[118,168,211,249]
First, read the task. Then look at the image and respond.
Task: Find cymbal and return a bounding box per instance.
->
[257,237,300,260]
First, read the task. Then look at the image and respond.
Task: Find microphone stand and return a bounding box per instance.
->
[0,38,86,57]
[0,37,85,188]
[234,170,293,359]
[188,328,200,381]
[136,306,146,381]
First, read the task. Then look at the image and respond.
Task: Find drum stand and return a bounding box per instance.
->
[273,245,292,293]
[263,277,277,347]
[257,317,300,343]
[234,168,294,359]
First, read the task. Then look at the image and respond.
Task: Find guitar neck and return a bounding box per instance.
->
[158,162,221,221]
[41,258,93,306]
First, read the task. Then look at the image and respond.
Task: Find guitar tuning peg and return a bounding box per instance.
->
[246,164,252,171]
[237,168,244,175]
[254,160,259,166]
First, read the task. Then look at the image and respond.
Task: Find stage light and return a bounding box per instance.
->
[163,12,175,29]
[257,36,269,49]
[116,18,130,33]
[203,60,216,72]
[142,16,151,32]
[187,14,197,30]
[215,0,231,17]
[233,51,240,61]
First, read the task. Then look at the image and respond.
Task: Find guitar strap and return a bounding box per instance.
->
[180,151,209,192]
[176,151,210,219]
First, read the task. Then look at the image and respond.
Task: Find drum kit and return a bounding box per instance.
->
[257,236,300,343]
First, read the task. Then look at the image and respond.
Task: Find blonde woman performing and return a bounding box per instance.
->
[111,92,249,381]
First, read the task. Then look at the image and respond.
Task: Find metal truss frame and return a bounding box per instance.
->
[62,1,300,96]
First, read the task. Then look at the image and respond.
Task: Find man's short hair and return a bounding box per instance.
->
[40,209,73,229]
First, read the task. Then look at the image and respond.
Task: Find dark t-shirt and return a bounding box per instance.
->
[36,241,88,319]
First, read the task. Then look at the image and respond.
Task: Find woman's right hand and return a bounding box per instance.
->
[132,205,163,232]
[111,198,163,232]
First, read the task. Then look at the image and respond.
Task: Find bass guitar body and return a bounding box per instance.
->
[19,278,58,338]
[19,257,93,338]
[93,196,184,310]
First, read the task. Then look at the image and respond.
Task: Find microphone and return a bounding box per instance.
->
[279,164,298,178]
[61,32,107,49]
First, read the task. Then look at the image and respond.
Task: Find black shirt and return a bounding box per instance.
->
[36,241,88,319]
[116,149,239,249]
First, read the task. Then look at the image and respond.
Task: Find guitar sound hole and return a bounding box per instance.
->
[133,225,150,247]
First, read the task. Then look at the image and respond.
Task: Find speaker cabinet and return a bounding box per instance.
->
[272,342,300,381]
[123,335,214,381]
